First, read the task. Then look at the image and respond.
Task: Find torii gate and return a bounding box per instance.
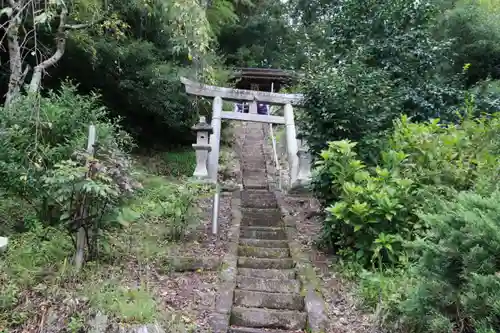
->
[180,76,312,233]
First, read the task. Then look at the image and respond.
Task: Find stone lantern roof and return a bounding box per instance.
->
[191,116,213,133]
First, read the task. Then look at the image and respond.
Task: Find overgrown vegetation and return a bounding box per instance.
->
[297,0,500,332]
[0,0,236,329]
[2,0,500,331]
[0,84,208,331]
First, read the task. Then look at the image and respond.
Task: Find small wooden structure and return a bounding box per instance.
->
[231,67,299,92]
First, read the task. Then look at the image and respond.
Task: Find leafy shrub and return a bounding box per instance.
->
[389,114,500,192]
[61,38,209,147]
[0,84,132,201]
[314,112,500,265]
[0,84,139,264]
[314,140,417,265]
[395,191,500,333]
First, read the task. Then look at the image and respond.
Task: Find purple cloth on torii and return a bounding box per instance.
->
[236,103,269,114]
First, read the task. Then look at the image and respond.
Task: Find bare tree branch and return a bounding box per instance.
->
[29,4,68,93]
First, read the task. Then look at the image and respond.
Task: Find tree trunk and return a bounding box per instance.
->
[5,7,24,106]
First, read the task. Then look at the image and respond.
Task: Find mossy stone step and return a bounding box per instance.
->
[241,191,278,209]
[238,246,290,259]
[241,208,281,227]
[238,268,296,280]
[230,307,307,330]
[236,276,300,293]
[229,327,296,333]
[242,171,268,190]
[239,238,288,248]
[234,290,304,310]
[242,182,268,190]
[238,257,294,270]
[241,160,266,171]
[240,227,286,240]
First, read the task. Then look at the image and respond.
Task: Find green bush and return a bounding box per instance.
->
[314,140,417,265]
[396,191,500,333]
[389,114,500,192]
[438,0,500,86]
[0,84,132,202]
[60,37,213,147]
[0,84,139,263]
[300,63,403,162]
[314,112,500,265]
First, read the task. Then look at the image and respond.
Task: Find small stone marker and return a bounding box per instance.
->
[0,236,8,252]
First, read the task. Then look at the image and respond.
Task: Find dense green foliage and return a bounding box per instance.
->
[315,110,500,260]
[313,110,500,331]
[298,0,500,160]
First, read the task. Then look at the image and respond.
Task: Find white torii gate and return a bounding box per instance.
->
[180,77,312,233]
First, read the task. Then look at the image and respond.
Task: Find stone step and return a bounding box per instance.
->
[236,276,300,293]
[240,227,286,240]
[238,257,294,269]
[238,268,296,280]
[234,290,304,310]
[241,150,264,157]
[239,239,288,248]
[238,245,290,258]
[230,307,307,330]
[241,191,278,209]
[241,159,266,168]
[243,134,264,139]
[242,170,267,178]
[229,327,297,333]
[241,170,268,190]
[243,181,268,190]
[241,208,281,227]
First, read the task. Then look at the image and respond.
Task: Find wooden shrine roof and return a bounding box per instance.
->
[231,68,301,91]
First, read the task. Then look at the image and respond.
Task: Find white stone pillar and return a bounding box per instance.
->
[284,103,299,186]
[208,96,222,182]
[249,100,258,114]
[192,116,212,179]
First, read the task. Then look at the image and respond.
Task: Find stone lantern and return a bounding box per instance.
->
[192,116,213,180]
[294,134,312,189]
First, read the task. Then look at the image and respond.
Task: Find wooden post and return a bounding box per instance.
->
[75,124,96,270]
[284,103,299,186]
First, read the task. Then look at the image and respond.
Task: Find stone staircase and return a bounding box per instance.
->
[228,123,307,333]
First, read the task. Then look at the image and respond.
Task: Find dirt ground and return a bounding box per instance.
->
[283,196,378,333]
[153,193,232,333]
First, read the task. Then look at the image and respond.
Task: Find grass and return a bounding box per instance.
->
[0,150,205,332]
[135,150,196,179]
